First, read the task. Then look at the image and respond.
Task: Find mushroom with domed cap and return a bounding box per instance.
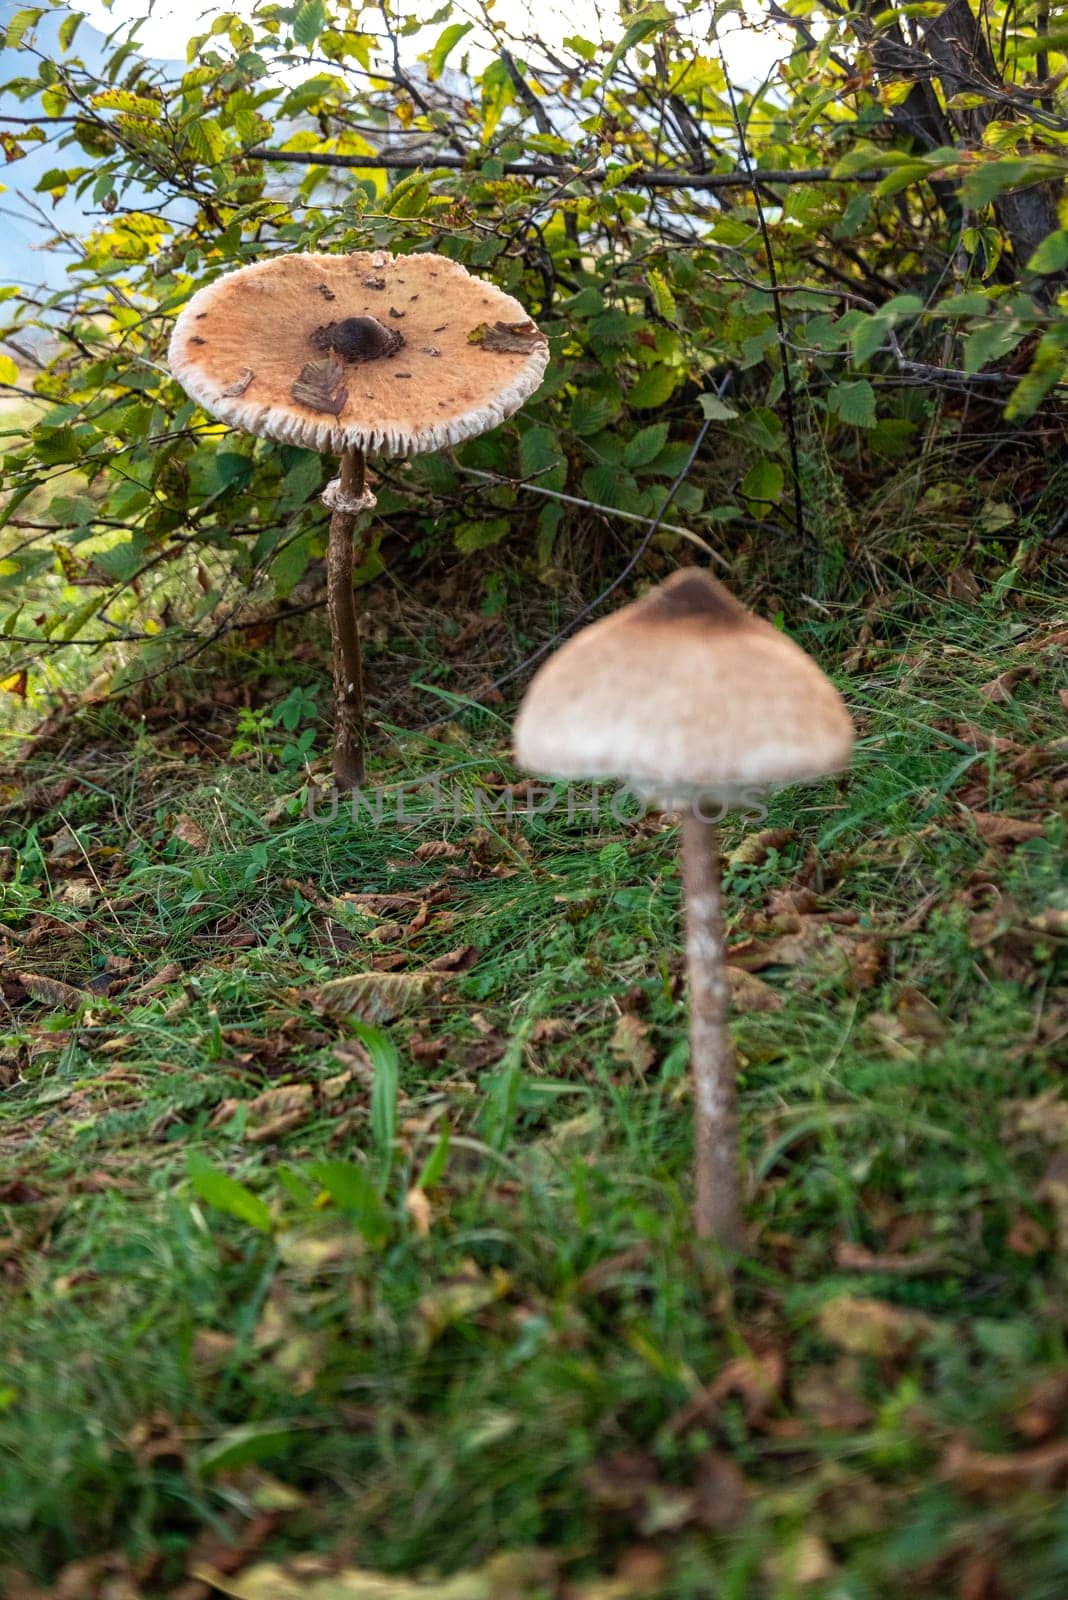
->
[513,567,854,1249]
[169,248,548,788]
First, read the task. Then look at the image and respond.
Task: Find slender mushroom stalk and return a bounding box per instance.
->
[167,249,548,792]
[680,809,740,1247]
[513,568,855,1257]
[324,445,371,789]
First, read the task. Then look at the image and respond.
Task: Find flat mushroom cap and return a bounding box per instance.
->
[513,568,854,794]
[168,250,548,457]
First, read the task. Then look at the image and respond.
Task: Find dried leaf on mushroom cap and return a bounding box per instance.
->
[513,569,854,795]
[168,250,549,458]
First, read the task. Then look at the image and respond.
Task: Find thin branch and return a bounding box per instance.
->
[454,466,728,563]
[244,147,890,189]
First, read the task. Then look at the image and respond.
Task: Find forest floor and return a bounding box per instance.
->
[1,559,1067,1600]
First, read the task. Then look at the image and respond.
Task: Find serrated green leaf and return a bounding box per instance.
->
[935,291,996,317]
[58,10,81,50]
[519,425,565,477]
[385,173,429,217]
[647,268,676,321]
[188,1154,273,1233]
[828,379,876,428]
[185,117,225,165]
[292,0,326,47]
[5,8,42,48]
[569,393,616,437]
[623,422,669,467]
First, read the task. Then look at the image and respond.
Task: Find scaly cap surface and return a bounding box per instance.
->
[513,569,854,793]
[168,250,548,457]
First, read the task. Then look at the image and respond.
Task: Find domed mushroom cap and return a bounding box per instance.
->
[513,569,854,794]
[168,250,548,457]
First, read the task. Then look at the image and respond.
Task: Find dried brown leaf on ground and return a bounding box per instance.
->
[726,967,783,1013]
[530,1016,574,1044]
[666,1346,784,1435]
[794,1363,874,1430]
[969,810,1048,845]
[833,1240,946,1275]
[940,1436,1068,1497]
[609,1014,655,1076]
[16,972,92,1010]
[726,828,793,868]
[406,1187,432,1236]
[978,666,1036,703]
[817,1295,938,1360]
[762,1532,836,1588]
[172,814,211,851]
[426,944,478,973]
[413,839,463,861]
[308,971,443,1023]
[195,1548,562,1599]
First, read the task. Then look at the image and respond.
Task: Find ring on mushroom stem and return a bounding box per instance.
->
[167,249,548,789]
[513,567,854,1253]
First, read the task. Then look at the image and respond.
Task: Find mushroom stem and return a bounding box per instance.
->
[326,445,367,791]
[680,808,741,1249]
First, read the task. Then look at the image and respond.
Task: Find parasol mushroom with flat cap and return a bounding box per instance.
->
[513,568,853,1250]
[169,249,548,788]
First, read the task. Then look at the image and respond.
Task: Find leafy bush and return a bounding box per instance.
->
[1,0,1066,699]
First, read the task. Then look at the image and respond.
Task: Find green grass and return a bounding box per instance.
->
[1,578,1066,1598]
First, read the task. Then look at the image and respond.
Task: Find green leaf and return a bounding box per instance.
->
[962,158,1049,209]
[962,319,1029,375]
[828,379,876,428]
[418,1117,451,1189]
[935,291,995,317]
[569,393,616,436]
[292,0,326,47]
[519,425,565,478]
[0,355,18,387]
[629,365,677,410]
[454,518,510,553]
[352,1022,399,1177]
[603,13,667,79]
[307,1160,390,1245]
[428,21,473,78]
[623,423,669,468]
[188,1154,273,1233]
[1026,230,1068,276]
[58,11,81,50]
[185,117,225,166]
[385,174,429,218]
[699,394,739,422]
[197,1424,299,1477]
[5,8,42,48]
[647,268,676,321]
[741,460,784,504]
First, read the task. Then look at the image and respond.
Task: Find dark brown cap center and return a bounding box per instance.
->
[311,316,405,363]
